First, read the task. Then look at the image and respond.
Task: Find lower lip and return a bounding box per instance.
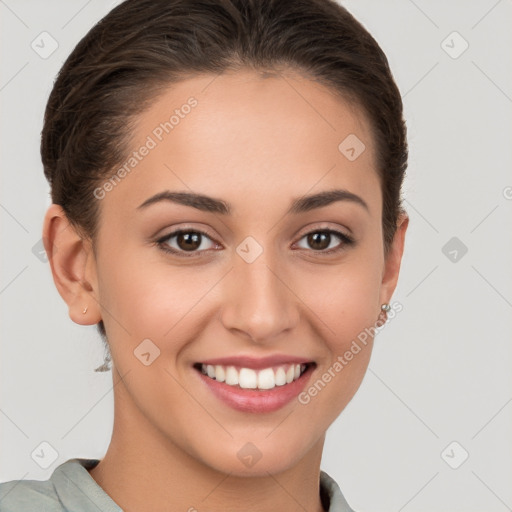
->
[195,365,315,413]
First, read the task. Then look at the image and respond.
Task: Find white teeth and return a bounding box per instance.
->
[239,368,257,389]
[214,365,225,382]
[199,363,309,390]
[275,367,286,386]
[225,366,239,386]
[257,368,275,389]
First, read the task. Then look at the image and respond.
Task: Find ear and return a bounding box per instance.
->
[42,204,102,326]
[379,212,409,304]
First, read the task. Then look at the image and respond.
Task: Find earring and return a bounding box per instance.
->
[381,303,391,312]
[94,348,112,372]
[82,306,88,314]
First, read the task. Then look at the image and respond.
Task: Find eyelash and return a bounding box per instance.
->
[155,227,355,258]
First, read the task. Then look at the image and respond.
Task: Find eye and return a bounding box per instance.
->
[157,229,219,257]
[294,229,355,255]
[156,227,355,258]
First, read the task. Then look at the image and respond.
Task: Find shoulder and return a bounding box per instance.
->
[320,470,358,512]
[0,458,105,512]
[0,477,61,511]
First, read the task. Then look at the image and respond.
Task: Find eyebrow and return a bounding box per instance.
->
[137,188,369,215]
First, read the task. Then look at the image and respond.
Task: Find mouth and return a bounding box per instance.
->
[193,361,316,391]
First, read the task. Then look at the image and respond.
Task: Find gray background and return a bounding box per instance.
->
[1,1,511,511]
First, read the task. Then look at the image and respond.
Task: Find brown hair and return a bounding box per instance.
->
[41,0,408,345]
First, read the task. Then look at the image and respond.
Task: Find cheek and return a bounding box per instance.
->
[295,268,380,426]
[301,258,382,344]
[96,249,214,350]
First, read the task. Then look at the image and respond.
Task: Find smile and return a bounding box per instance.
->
[195,362,312,390]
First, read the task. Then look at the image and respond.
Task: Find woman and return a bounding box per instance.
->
[0,0,408,510]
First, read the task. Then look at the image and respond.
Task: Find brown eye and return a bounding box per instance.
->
[296,229,354,254]
[176,232,202,251]
[307,232,331,251]
[157,229,218,256]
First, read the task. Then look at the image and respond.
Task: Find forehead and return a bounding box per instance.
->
[100,68,380,219]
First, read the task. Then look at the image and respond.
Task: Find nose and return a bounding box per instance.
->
[219,251,300,344]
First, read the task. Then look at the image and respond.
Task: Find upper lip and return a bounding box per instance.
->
[196,354,315,370]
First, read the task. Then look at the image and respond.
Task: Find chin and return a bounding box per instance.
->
[192,432,317,478]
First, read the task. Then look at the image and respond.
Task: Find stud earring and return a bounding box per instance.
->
[82,306,88,314]
[381,303,391,312]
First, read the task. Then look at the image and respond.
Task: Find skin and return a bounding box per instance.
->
[43,68,408,512]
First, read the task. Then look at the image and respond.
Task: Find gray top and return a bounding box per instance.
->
[0,458,356,511]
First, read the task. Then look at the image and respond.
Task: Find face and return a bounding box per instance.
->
[79,69,404,475]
